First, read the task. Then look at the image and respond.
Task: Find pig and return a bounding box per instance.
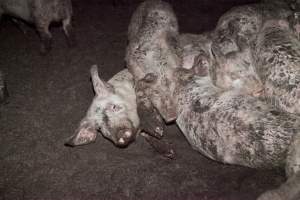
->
[0,0,74,54]
[253,18,300,115]
[0,70,8,104]
[138,57,300,199]
[66,65,140,147]
[65,65,173,158]
[126,0,181,123]
[210,1,292,96]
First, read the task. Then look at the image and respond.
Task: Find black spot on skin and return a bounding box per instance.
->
[192,100,210,113]
[270,110,281,116]
[279,72,285,77]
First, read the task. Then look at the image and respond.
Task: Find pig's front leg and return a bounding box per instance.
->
[141,132,175,159]
[136,87,165,139]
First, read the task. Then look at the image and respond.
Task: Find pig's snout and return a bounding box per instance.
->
[160,108,177,123]
[115,129,136,147]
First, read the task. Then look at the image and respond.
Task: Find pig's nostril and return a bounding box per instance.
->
[124,131,132,138]
[118,138,125,144]
[155,127,163,135]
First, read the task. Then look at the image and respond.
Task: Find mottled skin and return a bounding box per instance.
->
[66,66,140,147]
[65,66,174,158]
[253,19,300,115]
[178,32,214,77]
[0,70,8,104]
[126,0,181,123]
[0,0,74,53]
[211,2,292,95]
[143,65,300,200]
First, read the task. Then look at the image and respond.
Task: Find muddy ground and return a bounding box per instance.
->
[0,0,287,199]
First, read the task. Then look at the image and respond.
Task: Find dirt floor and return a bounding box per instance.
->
[0,0,287,199]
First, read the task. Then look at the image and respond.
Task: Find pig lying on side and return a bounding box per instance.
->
[138,35,300,199]
[0,0,74,53]
[65,65,173,158]
[0,70,8,104]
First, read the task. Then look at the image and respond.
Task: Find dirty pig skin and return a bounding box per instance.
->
[65,65,174,158]
[0,0,74,54]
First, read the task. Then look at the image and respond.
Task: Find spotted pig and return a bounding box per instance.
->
[66,65,166,148]
[253,18,300,114]
[126,0,181,123]
[0,0,74,53]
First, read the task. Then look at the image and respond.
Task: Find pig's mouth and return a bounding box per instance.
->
[159,106,177,124]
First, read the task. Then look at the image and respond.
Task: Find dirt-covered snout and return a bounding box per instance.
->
[65,65,139,148]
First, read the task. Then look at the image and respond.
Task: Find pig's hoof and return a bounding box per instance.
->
[257,190,283,200]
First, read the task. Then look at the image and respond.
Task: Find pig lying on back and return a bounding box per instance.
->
[0,0,74,53]
[0,70,8,104]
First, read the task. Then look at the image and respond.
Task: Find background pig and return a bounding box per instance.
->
[253,18,300,115]
[126,0,181,123]
[0,0,74,53]
[0,70,8,104]
[210,1,292,96]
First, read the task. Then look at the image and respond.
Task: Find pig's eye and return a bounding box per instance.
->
[109,104,123,112]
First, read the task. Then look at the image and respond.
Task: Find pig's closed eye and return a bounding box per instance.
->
[109,104,123,112]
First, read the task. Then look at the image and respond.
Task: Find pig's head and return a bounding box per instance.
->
[136,71,177,124]
[66,65,139,148]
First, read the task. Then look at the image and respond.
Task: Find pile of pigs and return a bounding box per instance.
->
[1,0,300,199]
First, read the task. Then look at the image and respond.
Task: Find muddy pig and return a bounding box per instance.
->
[138,56,300,200]
[66,65,167,148]
[253,18,300,115]
[126,0,181,123]
[210,1,292,96]
[0,70,8,104]
[0,0,74,54]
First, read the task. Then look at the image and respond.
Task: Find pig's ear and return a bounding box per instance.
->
[90,65,110,97]
[65,120,97,147]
